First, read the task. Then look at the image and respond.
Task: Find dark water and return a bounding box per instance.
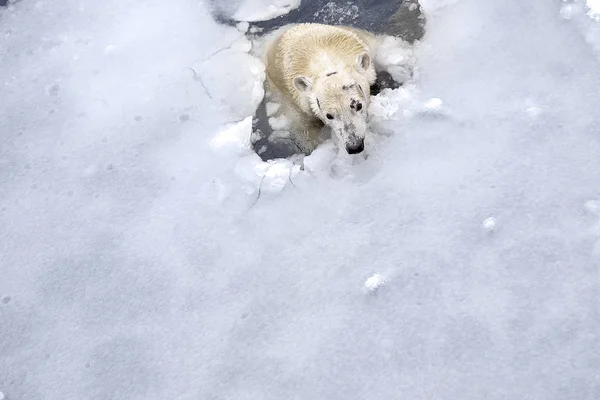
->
[209,0,426,160]
[210,0,425,43]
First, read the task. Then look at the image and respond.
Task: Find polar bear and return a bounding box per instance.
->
[262,23,381,155]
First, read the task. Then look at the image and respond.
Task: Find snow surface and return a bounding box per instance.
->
[233,0,301,22]
[1,0,600,399]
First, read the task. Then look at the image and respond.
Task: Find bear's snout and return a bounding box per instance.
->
[346,139,365,154]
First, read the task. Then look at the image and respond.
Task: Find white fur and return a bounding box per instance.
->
[261,23,379,154]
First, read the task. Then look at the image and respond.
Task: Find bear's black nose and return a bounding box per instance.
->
[346,140,364,154]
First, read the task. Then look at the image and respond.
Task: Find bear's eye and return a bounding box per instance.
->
[326,113,334,120]
[356,102,363,111]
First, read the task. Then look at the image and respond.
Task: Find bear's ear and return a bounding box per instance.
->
[294,76,313,92]
[356,53,371,71]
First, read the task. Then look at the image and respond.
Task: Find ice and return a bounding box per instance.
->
[374,35,417,84]
[265,101,280,116]
[301,141,338,177]
[210,116,255,156]
[588,0,600,19]
[232,0,301,22]
[236,21,250,33]
[193,45,265,120]
[267,114,291,130]
[261,159,295,193]
[364,273,386,292]
[481,216,497,232]
[369,92,401,119]
[561,0,600,60]
[2,0,600,399]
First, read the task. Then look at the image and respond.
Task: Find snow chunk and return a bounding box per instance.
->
[370,95,400,120]
[210,116,253,156]
[262,159,294,194]
[412,96,451,118]
[233,0,301,22]
[268,114,291,130]
[269,130,291,141]
[266,101,281,116]
[588,0,600,20]
[302,142,337,177]
[236,21,250,33]
[481,217,497,232]
[235,153,267,194]
[364,274,385,293]
[369,85,418,127]
[375,36,416,84]
[234,156,295,195]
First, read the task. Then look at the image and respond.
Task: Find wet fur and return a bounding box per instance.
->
[263,24,377,153]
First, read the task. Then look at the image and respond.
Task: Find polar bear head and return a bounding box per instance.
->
[293,53,372,154]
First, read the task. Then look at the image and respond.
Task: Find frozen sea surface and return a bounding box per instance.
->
[1,0,600,399]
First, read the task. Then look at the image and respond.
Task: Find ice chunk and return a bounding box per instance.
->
[481,217,497,232]
[236,21,250,33]
[375,36,416,84]
[412,96,451,118]
[588,0,600,20]
[302,141,337,177]
[369,94,400,120]
[262,159,294,194]
[266,101,281,117]
[235,153,267,194]
[210,116,254,156]
[268,114,291,130]
[233,0,301,22]
[364,274,385,293]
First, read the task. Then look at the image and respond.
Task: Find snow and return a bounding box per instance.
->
[210,117,255,156]
[232,0,301,22]
[364,273,386,292]
[265,101,280,116]
[1,0,600,399]
[588,0,600,18]
[562,0,600,59]
[374,35,417,83]
[236,21,250,33]
[481,217,497,232]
